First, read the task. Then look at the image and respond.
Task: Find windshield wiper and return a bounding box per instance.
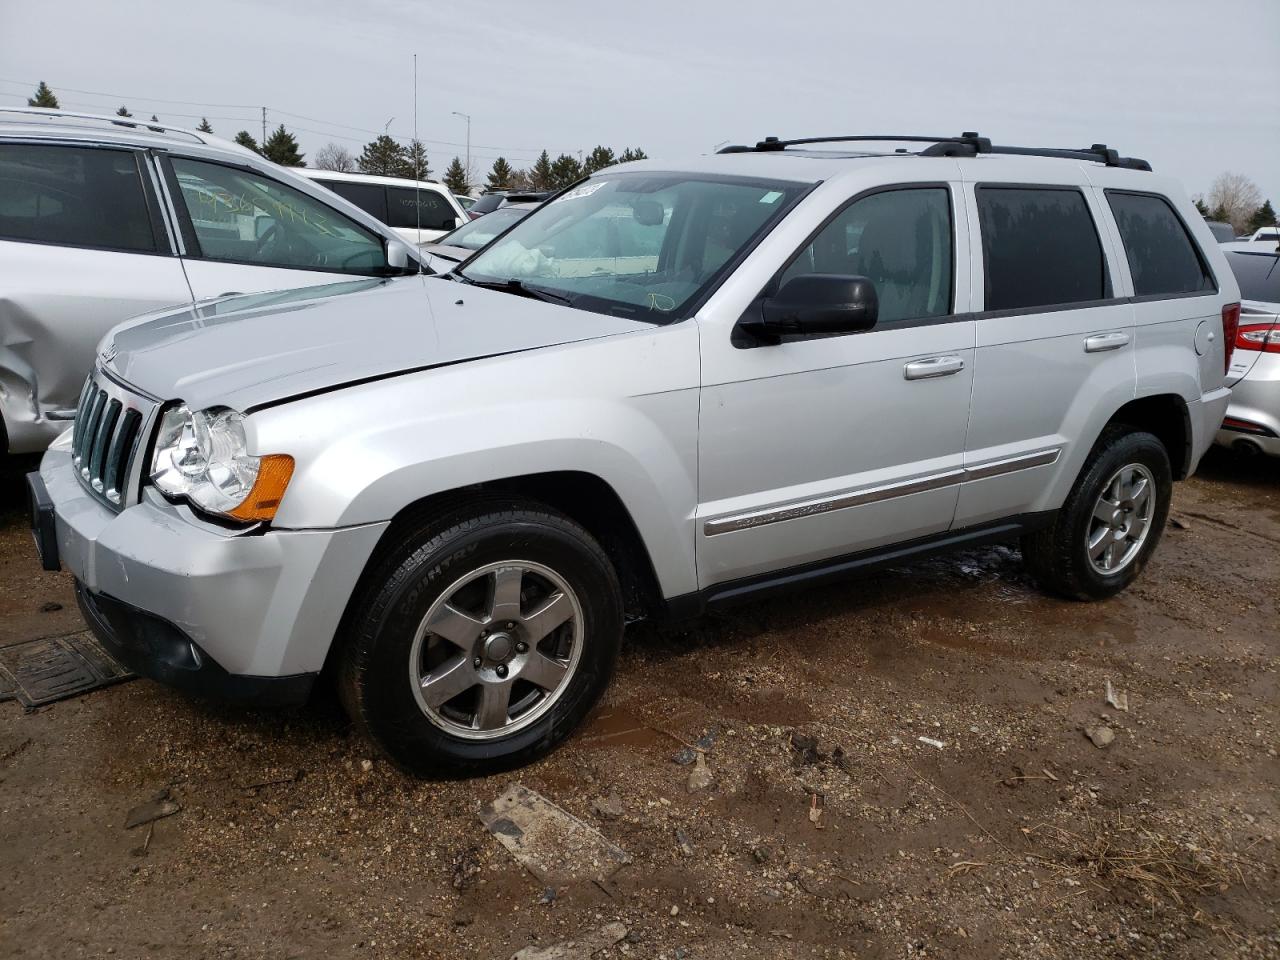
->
[454,275,575,306]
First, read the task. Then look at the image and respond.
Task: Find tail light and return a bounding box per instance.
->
[1221,302,1240,373]
[1236,321,1280,354]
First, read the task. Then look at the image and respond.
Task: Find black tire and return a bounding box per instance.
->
[1021,427,1172,601]
[337,499,622,778]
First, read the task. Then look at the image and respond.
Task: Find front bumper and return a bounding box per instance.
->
[34,440,389,691]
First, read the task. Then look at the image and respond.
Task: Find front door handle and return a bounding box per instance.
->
[1084,332,1130,353]
[904,355,965,380]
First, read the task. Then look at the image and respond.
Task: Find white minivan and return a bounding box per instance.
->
[297,169,469,246]
[0,108,421,454]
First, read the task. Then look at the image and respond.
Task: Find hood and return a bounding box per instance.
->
[102,276,646,412]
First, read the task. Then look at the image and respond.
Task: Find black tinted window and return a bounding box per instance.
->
[317,180,387,222]
[1107,192,1213,297]
[386,187,455,230]
[977,187,1107,311]
[0,144,156,252]
[1225,252,1280,304]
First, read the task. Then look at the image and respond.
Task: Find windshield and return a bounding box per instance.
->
[1227,252,1280,304]
[439,205,530,251]
[460,172,807,321]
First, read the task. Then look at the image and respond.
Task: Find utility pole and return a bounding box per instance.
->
[384,117,395,136]
[261,107,266,146]
[451,111,471,180]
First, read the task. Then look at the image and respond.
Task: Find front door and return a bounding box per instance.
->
[697,182,975,589]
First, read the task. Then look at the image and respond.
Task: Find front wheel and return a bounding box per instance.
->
[1022,428,1172,601]
[338,501,623,777]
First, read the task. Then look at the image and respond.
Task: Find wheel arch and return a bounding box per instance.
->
[345,470,668,628]
[1103,393,1192,479]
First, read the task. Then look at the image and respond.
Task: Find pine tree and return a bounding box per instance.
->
[530,150,554,191]
[549,154,583,188]
[486,157,514,191]
[197,117,213,133]
[116,106,132,118]
[1193,197,1209,217]
[150,115,159,123]
[406,139,430,181]
[262,124,305,166]
[619,147,648,163]
[443,157,470,195]
[1247,200,1277,233]
[582,145,616,175]
[27,81,58,108]
[358,135,409,177]
[1209,203,1229,223]
[234,131,261,155]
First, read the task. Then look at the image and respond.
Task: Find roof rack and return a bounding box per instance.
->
[717,132,1152,171]
[0,106,207,145]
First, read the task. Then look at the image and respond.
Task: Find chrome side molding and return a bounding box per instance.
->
[703,447,1061,536]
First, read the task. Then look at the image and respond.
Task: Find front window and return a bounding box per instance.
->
[460,173,807,320]
[170,158,390,275]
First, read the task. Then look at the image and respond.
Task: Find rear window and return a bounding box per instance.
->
[316,180,388,222]
[386,187,456,230]
[1107,192,1213,297]
[1225,252,1280,304]
[976,186,1108,311]
[0,144,157,253]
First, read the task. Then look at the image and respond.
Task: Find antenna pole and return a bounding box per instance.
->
[413,53,421,245]
[261,107,266,145]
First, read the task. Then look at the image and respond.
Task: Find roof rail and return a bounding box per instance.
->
[0,106,208,145]
[717,133,1152,171]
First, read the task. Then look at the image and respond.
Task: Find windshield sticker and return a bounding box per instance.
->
[759,190,783,204]
[559,181,608,202]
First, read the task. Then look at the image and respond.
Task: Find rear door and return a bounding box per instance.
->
[955,174,1135,527]
[159,155,395,300]
[0,141,192,445]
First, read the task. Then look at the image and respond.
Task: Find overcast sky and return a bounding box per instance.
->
[2,0,1277,204]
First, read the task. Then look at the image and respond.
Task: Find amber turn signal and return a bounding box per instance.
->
[227,454,295,522]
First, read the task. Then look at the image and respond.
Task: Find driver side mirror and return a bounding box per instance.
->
[746,274,879,341]
[385,241,414,274]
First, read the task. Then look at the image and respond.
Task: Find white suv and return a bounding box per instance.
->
[0,108,420,454]
[30,133,1236,776]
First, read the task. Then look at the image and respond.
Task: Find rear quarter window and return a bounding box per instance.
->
[1106,192,1214,297]
[976,186,1108,311]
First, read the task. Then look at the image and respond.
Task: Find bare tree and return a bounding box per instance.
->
[314,143,357,173]
[1208,172,1263,235]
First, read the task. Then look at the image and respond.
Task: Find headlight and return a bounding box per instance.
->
[151,405,293,522]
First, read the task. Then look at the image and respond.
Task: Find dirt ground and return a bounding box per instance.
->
[0,450,1276,960]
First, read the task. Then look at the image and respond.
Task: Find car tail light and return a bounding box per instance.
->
[1236,321,1280,354]
[1221,302,1240,373]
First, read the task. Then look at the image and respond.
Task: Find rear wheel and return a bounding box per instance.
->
[1021,428,1172,600]
[337,500,622,777]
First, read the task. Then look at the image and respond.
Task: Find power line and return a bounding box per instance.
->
[0,77,549,155]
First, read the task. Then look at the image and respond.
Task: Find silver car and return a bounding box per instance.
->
[1216,249,1280,456]
[29,134,1236,776]
[0,108,419,454]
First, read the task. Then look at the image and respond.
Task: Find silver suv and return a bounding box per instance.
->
[0,108,419,454]
[29,133,1237,776]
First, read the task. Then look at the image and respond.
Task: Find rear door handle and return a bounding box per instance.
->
[904,355,965,380]
[1084,332,1130,353]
